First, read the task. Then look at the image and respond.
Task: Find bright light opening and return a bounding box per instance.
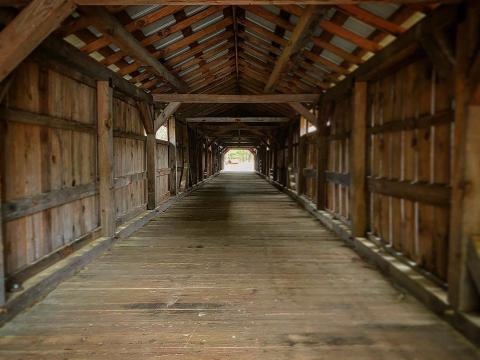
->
[223,149,254,172]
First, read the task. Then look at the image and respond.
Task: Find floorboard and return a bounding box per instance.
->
[0,172,477,359]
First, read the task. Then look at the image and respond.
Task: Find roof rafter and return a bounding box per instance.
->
[82,6,188,91]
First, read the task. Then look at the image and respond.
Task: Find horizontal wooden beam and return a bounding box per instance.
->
[326,171,351,186]
[2,183,97,222]
[114,172,146,190]
[36,35,151,103]
[303,168,317,178]
[73,1,454,4]
[153,93,320,103]
[368,177,450,206]
[0,108,96,133]
[368,110,453,134]
[186,117,290,123]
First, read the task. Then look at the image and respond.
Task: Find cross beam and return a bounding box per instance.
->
[153,94,320,103]
[186,117,290,123]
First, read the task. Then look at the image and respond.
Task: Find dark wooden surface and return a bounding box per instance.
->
[0,172,477,359]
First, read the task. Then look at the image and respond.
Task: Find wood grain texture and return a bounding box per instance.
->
[97,81,115,237]
[0,172,477,359]
[2,60,99,278]
[0,0,75,82]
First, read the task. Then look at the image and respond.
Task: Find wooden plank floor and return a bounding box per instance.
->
[0,172,478,359]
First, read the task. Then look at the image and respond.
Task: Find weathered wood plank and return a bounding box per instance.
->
[264,5,322,92]
[37,36,151,103]
[0,172,478,358]
[0,108,96,133]
[367,110,453,134]
[0,0,75,82]
[350,81,367,237]
[325,171,350,186]
[2,183,97,222]
[0,111,5,305]
[97,81,115,237]
[113,172,146,190]
[368,178,450,206]
[153,94,320,103]
[82,7,187,92]
[74,0,457,4]
[288,102,317,126]
[155,102,181,132]
[448,8,480,311]
[316,106,328,210]
[186,117,290,123]
[146,134,156,210]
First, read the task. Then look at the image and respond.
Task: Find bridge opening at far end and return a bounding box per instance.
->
[223,148,255,172]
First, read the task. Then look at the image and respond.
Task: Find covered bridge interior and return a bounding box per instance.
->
[0,0,479,358]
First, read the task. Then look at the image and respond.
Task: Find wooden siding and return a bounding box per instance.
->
[113,97,146,225]
[366,57,453,282]
[2,61,98,277]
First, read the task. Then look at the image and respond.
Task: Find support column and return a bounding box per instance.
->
[203,141,208,179]
[97,80,115,237]
[168,117,177,195]
[316,104,328,210]
[297,135,307,196]
[287,123,293,188]
[350,81,367,238]
[448,12,480,311]
[146,133,156,210]
[0,114,6,305]
[273,142,278,182]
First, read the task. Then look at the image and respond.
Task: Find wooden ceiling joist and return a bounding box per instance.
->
[186,117,290,123]
[264,5,321,93]
[336,5,406,35]
[0,0,76,82]
[73,1,453,5]
[153,93,319,103]
[82,7,188,92]
[319,20,382,52]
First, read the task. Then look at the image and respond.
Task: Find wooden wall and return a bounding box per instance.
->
[325,92,352,224]
[112,97,146,225]
[2,60,99,280]
[290,55,453,285]
[155,140,170,204]
[304,134,318,202]
[366,58,452,281]
[0,57,172,290]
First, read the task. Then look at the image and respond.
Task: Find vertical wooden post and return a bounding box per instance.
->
[350,81,367,238]
[287,123,293,188]
[267,147,271,179]
[97,80,115,237]
[297,135,306,195]
[273,142,278,182]
[146,133,157,210]
[203,141,208,179]
[0,116,6,305]
[168,117,177,195]
[448,15,480,311]
[316,103,328,210]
